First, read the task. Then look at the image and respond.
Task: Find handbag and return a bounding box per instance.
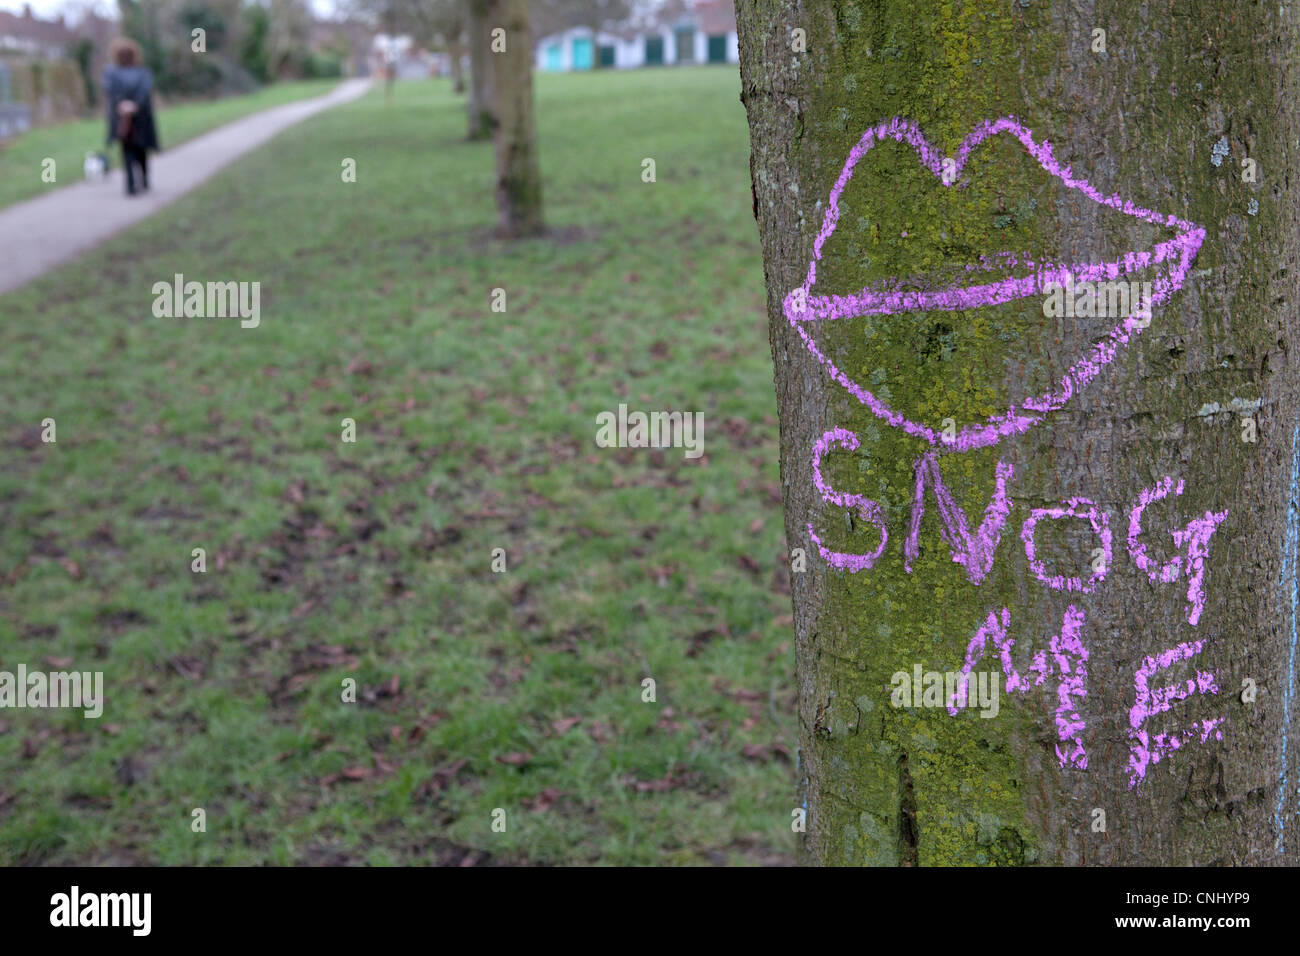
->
[116,99,138,142]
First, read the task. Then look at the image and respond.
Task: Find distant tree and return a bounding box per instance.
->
[239,2,271,82]
[483,0,542,236]
[437,0,465,94]
[67,35,98,108]
[347,0,466,91]
[264,0,314,78]
[117,0,167,81]
[464,0,492,139]
[114,0,258,94]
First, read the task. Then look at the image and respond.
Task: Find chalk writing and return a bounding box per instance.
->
[785,116,1206,453]
[798,117,1226,791]
[1021,499,1111,594]
[1128,640,1224,787]
[808,427,888,572]
[1126,477,1227,627]
[904,451,1014,584]
[948,605,1089,770]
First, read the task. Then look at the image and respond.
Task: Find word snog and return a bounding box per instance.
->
[810,435,1225,626]
[814,434,1227,787]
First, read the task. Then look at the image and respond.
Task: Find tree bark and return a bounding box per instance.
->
[465,0,493,140]
[736,0,1300,865]
[450,37,466,94]
[484,0,544,237]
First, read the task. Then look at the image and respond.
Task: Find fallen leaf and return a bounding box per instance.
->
[741,742,792,764]
[550,716,582,735]
[525,787,563,812]
[416,758,469,799]
[495,752,532,767]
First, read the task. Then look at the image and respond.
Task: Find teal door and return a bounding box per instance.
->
[572,36,594,70]
[598,44,616,67]
[544,43,562,71]
[675,28,695,63]
[645,36,664,65]
[707,35,727,63]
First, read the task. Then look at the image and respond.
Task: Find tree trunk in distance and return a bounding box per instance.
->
[735,0,1300,865]
[485,0,544,237]
[465,0,493,140]
[450,37,465,94]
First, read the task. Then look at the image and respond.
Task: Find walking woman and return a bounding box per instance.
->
[103,38,159,197]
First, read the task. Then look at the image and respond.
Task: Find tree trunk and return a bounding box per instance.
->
[450,37,466,94]
[465,0,493,140]
[484,0,544,238]
[736,0,1300,865]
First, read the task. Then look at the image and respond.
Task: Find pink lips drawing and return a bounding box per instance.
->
[784,116,1206,454]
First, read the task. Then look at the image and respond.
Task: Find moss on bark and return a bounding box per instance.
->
[738,0,1300,865]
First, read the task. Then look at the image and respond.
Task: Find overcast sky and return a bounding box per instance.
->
[0,0,341,20]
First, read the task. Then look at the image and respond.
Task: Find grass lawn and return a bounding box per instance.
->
[0,66,795,866]
[0,79,340,211]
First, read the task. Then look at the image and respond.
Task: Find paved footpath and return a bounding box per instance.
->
[0,78,372,296]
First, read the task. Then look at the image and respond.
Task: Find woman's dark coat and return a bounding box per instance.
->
[103,65,159,151]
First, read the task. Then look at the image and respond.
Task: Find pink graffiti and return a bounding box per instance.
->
[784,116,1206,452]
[808,428,888,572]
[1126,477,1228,626]
[948,605,1090,769]
[1128,639,1224,788]
[904,451,1014,583]
[1020,499,1111,593]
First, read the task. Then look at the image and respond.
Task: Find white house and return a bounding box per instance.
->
[373,33,441,79]
[535,0,739,73]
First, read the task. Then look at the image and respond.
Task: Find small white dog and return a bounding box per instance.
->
[83,151,109,180]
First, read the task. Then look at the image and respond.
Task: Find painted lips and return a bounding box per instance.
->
[784,116,1206,453]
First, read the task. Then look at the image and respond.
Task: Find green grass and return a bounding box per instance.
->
[0,79,340,211]
[0,67,795,866]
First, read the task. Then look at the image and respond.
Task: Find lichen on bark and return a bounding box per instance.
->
[738,0,1300,865]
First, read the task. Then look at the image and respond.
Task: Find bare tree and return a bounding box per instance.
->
[347,0,465,92]
[464,0,492,140]
[483,0,542,236]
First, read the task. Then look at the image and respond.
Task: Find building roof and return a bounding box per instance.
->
[691,0,736,35]
[550,0,736,43]
[0,7,76,58]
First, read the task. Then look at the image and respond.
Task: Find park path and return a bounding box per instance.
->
[0,78,372,296]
